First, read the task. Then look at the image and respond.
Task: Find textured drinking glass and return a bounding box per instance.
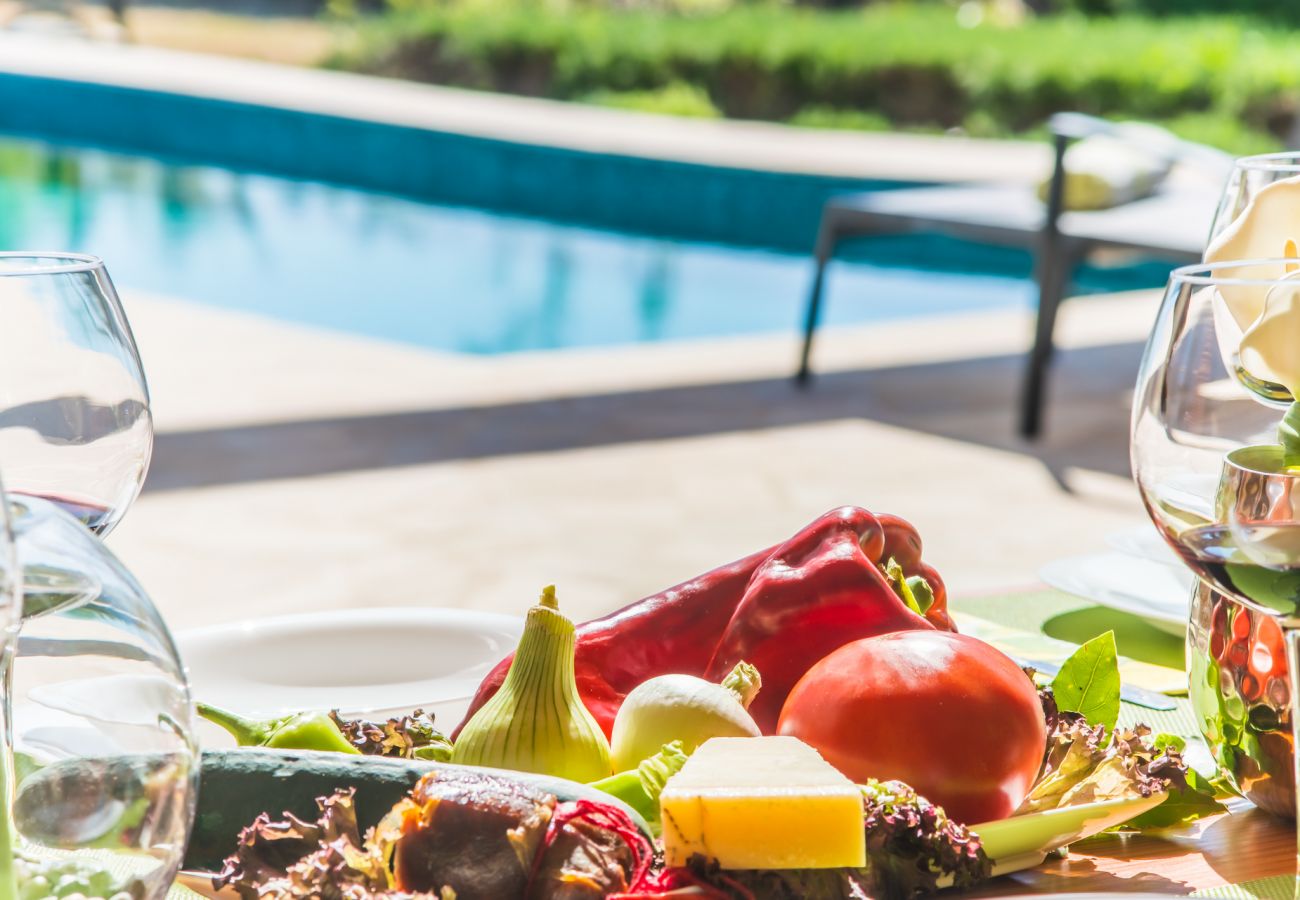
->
[1132,260,1300,848]
[0,254,151,535]
[7,495,196,899]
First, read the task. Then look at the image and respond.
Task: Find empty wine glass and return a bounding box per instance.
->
[0,253,152,537]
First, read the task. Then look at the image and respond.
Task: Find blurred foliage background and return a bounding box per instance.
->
[321,0,1299,153]
[86,0,1300,153]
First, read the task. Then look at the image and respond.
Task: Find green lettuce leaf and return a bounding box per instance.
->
[1125,766,1226,829]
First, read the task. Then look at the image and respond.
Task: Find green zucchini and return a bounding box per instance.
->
[186,748,651,873]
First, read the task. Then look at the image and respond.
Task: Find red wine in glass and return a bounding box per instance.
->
[1169,522,1300,620]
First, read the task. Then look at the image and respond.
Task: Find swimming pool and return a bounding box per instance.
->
[0,135,1157,355]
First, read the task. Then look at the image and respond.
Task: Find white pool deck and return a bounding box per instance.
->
[0,33,1159,632]
[104,288,1157,633]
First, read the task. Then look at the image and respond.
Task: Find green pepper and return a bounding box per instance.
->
[198,703,360,755]
[589,740,688,835]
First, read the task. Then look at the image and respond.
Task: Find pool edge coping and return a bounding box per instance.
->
[0,31,1050,184]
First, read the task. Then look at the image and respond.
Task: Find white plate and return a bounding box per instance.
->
[176,608,523,731]
[1039,551,1193,635]
[1104,524,1182,567]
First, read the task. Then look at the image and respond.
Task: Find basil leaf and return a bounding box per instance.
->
[1051,632,1121,734]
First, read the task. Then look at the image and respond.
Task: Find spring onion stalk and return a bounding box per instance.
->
[590,740,688,834]
[452,586,611,782]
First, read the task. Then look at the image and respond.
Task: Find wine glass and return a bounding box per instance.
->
[2,494,196,899]
[1133,260,1300,603]
[1210,152,1300,248]
[1132,259,1300,835]
[0,475,22,899]
[0,253,152,537]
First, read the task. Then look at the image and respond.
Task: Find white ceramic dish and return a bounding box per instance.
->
[1104,524,1183,567]
[175,608,523,732]
[1038,551,1193,636]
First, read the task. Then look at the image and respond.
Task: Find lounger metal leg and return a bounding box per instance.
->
[796,217,840,386]
[1019,247,1078,439]
[1018,130,1076,441]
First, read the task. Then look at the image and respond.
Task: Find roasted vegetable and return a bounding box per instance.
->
[461,509,950,740]
[200,703,454,762]
[457,543,777,740]
[453,586,612,782]
[186,749,651,874]
[705,507,952,732]
[378,772,559,898]
[198,704,361,756]
[590,741,689,835]
[610,663,760,772]
[216,770,655,900]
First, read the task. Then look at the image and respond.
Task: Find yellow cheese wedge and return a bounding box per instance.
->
[659,735,866,870]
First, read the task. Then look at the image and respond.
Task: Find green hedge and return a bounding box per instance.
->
[1053,0,1300,24]
[331,3,1299,152]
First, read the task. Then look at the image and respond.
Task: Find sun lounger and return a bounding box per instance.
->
[796,113,1228,438]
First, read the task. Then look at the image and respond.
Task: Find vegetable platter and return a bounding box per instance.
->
[179,506,1229,900]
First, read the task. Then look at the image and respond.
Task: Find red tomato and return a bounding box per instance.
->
[777,630,1046,824]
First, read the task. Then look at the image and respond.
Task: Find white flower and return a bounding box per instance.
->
[1240,273,1300,397]
[1204,174,1300,392]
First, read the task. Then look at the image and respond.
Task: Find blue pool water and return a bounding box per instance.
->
[0,136,1148,354]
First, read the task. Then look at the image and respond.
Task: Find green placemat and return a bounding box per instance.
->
[953,589,1186,670]
[952,589,1201,741]
[1194,875,1296,900]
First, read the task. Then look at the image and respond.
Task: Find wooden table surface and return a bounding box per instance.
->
[974,800,1295,895]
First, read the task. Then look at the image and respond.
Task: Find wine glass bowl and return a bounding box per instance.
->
[0,253,152,535]
[1210,152,1300,249]
[7,494,196,899]
[1132,260,1300,620]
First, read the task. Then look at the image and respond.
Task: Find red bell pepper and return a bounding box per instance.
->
[453,543,778,740]
[455,506,950,741]
[704,506,953,733]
